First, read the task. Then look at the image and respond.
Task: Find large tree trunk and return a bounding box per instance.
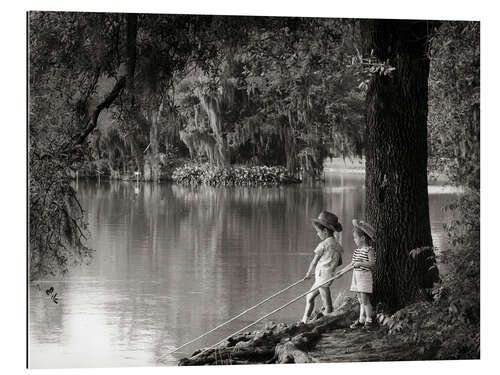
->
[361,20,434,312]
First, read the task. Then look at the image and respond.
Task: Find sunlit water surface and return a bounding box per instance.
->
[29,173,458,368]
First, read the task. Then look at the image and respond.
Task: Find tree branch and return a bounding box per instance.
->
[73,75,126,146]
[68,13,138,151]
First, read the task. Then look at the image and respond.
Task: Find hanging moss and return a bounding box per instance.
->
[180,128,219,164]
[297,146,328,178]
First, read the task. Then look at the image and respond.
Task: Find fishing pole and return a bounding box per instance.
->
[190,263,354,360]
[164,276,308,357]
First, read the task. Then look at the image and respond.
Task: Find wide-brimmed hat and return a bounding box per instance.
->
[313,211,343,232]
[352,219,376,241]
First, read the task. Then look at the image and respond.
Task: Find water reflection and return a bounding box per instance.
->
[29,174,457,368]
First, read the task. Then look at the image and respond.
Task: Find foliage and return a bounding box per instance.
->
[429,24,480,355]
[31,13,367,183]
[28,12,241,277]
[28,12,105,279]
[172,163,297,186]
[376,190,480,360]
[427,21,480,189]
[376,212,479,360]
[175,18,366,176]
[240,19,364,172]
[29,144,93,281]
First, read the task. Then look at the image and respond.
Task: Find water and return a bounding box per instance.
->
[28,172,458,368]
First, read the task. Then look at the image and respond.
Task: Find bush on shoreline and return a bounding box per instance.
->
[376,189,480,360]
[172,163,299,186]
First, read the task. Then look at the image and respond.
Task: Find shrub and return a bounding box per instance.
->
[172,163,298,186]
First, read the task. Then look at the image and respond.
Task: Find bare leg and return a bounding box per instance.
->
[361,293,373,322]
[357,292,366,323]
[302,289,319,323]
[319,287,333,314]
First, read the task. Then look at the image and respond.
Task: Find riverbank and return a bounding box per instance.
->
[176,296,432,366]
[323,157,365,174]
[177,297,360,366]
[76,156,451,187]
[325,157,451,185]
[177,296,477,366]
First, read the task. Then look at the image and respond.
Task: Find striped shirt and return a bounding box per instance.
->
[352,246,375,271]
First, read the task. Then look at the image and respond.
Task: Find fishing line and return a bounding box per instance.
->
[164,276,308,358]
[190,264,354,360]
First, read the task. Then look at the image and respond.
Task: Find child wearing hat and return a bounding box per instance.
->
[301,211,344,323]
[349,219,376,329]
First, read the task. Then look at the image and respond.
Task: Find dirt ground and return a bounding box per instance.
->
[309,326,421,363]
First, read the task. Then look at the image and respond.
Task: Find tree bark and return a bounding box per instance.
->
[361,20,434,312]
[125,13,138,98]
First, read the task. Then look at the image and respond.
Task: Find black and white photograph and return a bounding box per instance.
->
[19,1,491,372]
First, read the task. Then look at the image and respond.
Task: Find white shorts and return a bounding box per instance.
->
[350,269,373,294]
[312,268,334,290]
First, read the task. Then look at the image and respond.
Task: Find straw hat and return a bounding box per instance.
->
[352,219,376,241]
[313,211,343,232]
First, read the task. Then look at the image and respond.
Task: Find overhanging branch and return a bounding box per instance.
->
[73,75,126,146]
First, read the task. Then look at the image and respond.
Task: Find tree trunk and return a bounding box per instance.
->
[127,136,144,177]
[149,118,160,182]
[361,20,434,312]
[149,100,163,182]
[125,14,137,98]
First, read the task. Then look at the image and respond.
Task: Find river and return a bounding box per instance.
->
[28,172,458,368]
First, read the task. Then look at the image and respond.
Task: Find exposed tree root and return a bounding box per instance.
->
[178,297,359,366]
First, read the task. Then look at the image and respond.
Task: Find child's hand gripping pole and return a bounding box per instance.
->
[332,263,355,279]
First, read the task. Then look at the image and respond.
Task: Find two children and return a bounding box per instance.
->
[302,212,376,328]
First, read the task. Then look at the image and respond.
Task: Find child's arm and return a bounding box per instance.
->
[353,248,376,269]
[304,254,321,279]
[331,249,341,270]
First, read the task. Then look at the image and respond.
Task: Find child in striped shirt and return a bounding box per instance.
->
[349,219,376,329]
